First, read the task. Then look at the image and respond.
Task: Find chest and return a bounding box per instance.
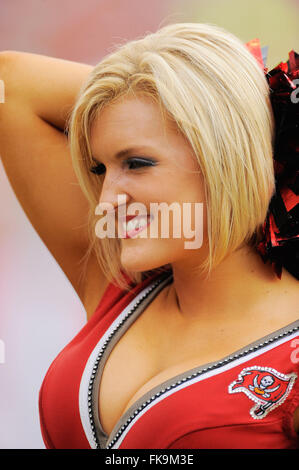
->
[97,308,296,438]
[97,298,225,437]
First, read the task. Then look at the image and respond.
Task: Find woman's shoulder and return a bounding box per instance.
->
[263,267,299,330]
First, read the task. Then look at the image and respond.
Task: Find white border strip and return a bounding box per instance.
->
[78,280,159,448]
[109,329,299,449]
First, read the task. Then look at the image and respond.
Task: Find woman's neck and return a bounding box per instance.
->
[165,245,296,324]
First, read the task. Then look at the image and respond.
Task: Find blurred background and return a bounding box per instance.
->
[0,0,298,449]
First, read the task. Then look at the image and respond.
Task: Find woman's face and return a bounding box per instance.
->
[90,94,208,273]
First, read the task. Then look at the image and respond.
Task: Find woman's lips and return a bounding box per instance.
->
[118,214,154,239]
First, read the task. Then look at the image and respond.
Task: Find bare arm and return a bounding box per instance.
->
[0,51,107,313]
[1,51,93,129]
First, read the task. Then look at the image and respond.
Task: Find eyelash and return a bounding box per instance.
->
[89,157,156,175]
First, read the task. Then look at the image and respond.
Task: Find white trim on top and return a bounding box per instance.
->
[78,279,160,448]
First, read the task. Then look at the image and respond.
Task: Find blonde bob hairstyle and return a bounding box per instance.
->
[67,22,276,291]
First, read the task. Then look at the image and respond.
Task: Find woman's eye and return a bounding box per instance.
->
[89,157,156,175]
[125,158,156,170]
[89,162,106,175]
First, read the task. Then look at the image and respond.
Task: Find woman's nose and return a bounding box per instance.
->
[98,170,129,213]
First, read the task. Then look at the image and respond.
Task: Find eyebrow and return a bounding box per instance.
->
[91,146,155,163]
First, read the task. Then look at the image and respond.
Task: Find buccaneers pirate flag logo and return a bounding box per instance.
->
[228,366,297,419]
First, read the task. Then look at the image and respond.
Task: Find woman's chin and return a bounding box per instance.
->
[120,240,168,273]
[120,253,156,273]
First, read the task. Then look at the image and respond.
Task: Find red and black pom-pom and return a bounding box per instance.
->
[246,39,299,280]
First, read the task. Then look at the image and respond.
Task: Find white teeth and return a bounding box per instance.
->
[127,219,136,232]
[124,217,149,233]
[136,218,148,229]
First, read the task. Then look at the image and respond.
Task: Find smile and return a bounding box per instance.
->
[119,215,154,239]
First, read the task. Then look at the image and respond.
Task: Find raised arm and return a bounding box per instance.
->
[0,51,107,315]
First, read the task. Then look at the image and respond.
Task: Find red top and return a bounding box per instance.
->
[39,270,299,449]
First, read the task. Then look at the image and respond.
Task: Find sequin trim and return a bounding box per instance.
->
[87,275,168,448]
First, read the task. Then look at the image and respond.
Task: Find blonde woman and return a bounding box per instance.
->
[0,23,298,449]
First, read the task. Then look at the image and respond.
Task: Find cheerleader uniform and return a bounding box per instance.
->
[38,270,299,449]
